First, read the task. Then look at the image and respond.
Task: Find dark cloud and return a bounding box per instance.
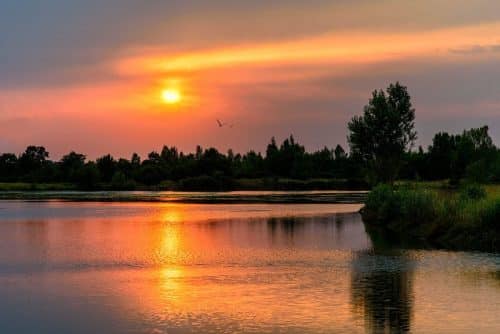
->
[2,0,500,87]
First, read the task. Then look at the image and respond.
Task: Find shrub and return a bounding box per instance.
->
[364,184,438,226]
[397,187,439,226]
[459,183,486,201]
[363,184,402,225]
[465,160,490,183]
[363,183,499,252]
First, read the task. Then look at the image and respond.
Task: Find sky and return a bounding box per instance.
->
[1,0,500,159]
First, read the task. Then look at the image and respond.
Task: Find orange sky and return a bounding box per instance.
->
[1,1,500,158]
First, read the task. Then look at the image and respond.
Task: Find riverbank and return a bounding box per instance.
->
[361,184,499,252]
[0,189,368,204]
[0,177,368,192]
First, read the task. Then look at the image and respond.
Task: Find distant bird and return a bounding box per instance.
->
[216,119,235,128]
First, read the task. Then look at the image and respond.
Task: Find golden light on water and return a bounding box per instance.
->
[161,89,181,104]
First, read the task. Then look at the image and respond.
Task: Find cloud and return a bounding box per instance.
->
[449,44,500,54]
[114,22,500,76]
[2,0,500,88]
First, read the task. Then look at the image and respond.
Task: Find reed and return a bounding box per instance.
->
[362,183,499,252]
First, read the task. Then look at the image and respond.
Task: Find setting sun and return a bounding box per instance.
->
[161,89,181,104]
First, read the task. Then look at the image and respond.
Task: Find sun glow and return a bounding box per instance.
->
[161,89,181,104]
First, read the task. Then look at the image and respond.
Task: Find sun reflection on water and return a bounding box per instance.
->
[1,202,499,333]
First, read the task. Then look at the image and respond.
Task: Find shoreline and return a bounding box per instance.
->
[0,178,369,192]
[0,189,368,204]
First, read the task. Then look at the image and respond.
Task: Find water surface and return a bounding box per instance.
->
[0,200,498,333]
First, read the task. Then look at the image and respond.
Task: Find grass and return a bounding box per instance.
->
[0,178,369,192]
[0,182,77,191]
[233,178,368,190]
[362,183,500,252]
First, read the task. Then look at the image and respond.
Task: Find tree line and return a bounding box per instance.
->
[347,82,500,185]
[1,82,499,190]
[0,138,358,190]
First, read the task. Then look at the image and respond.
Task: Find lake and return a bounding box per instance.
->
[0,194,499,333]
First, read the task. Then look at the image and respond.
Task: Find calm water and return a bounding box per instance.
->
[0,199,498,333]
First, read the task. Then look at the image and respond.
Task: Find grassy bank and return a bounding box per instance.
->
[362,184,499,252]
[0,178,368,192]
[0,182,77,191]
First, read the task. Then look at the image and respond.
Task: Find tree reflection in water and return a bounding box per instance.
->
[351,250,415,333]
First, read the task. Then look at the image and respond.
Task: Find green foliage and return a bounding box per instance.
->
[0,135,362,190]
[363,184,499,252]
[465,160,490,183]
[364,184,438,227]
[348,82,417,184]
[459,183,487,201]
[426,126,496,182]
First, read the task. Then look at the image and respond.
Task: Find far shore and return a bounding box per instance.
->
[0,187,368,204]
[0,178,368,193]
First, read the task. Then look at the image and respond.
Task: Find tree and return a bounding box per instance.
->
[428,132,456,180]
[75,162,100,189]
[18,146,49,171]
[96,154,116,182]
[0,153,18,181]
[334,145,347,160]
[348,82,416,183]
[60,151,86,181]
[131,153,141,166]
[265,137,280,176]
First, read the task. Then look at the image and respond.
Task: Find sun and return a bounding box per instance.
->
[161,89,181,104]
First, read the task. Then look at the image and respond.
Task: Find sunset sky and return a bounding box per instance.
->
[1,1,500,159]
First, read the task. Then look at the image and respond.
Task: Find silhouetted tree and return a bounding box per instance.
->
[96,154,116,182]
[131,153,141,166]
[334,144,347,160]
[18,146,49,171]
[75,162,100,189]
[348,82,416,184]
[0,118,497,189]
[427,126,496,182]
[0,153,18,181]
[60,151,86,182]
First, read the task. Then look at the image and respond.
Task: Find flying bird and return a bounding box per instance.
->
[216,119,235,128]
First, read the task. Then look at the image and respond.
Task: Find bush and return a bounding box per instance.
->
[465,160,490,183]
[364,184,438,226]
[398,187,439,226]
[459,183,486,201]
[362,183,499,252]
[363,184,400,224]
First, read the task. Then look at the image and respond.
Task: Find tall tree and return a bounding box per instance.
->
[60,151,86,181]
[348,82,417,183]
